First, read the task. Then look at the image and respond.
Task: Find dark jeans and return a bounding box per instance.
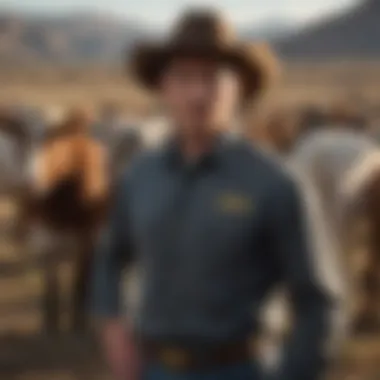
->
[143,361,262,380]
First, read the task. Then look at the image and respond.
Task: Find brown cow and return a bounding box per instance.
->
[32,108,109,230]
[0,106,111,332]
[251,107,300,154]
[343,151,380,333]
[357,171,380,332]
[328,102,369,132]
[30,108,110,332]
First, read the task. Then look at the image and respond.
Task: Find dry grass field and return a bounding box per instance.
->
[1,62,380,379]
[1,62,380,114]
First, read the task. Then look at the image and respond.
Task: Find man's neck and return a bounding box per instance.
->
[179,129,218,163]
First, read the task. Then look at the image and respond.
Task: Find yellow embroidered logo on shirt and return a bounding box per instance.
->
[159,347,191,370]
[216,192,254,215]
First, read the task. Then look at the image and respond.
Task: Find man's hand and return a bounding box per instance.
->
[100,319,141,380]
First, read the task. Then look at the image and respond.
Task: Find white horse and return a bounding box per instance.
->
[290,126,379,335]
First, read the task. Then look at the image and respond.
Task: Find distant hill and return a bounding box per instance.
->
[0,10,295,66]
[3,2,380,65]
[276,0,380,59]
[242,17,297,41]
[0,11,148,65]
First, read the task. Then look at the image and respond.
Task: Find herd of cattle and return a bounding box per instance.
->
[0,99,379,337]
[0,103,167,333]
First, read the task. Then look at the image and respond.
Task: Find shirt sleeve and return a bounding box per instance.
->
[265,173,333,380]
[89,171,134,318]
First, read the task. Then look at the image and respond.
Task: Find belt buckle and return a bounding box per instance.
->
[159,347,191,371]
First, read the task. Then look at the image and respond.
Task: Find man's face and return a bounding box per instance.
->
[160,57,242,136]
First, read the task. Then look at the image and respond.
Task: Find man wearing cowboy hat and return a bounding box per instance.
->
[91,9,332,380]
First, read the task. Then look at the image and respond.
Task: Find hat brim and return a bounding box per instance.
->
[128,41,280,100]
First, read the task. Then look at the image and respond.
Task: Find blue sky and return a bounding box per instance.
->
[0,0,357,26]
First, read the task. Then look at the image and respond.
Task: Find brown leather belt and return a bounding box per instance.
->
[141,340,252,372]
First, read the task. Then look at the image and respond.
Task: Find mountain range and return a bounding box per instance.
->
[0,8,299,65]
[275,0,380,59]
[0,11,149,65]
[0,0,378,65]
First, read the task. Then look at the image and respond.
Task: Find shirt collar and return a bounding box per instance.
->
[163,131,236,171]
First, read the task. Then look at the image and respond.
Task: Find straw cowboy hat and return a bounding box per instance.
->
[129,9,280,99]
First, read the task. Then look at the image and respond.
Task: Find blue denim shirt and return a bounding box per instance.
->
[91,134,332,380]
